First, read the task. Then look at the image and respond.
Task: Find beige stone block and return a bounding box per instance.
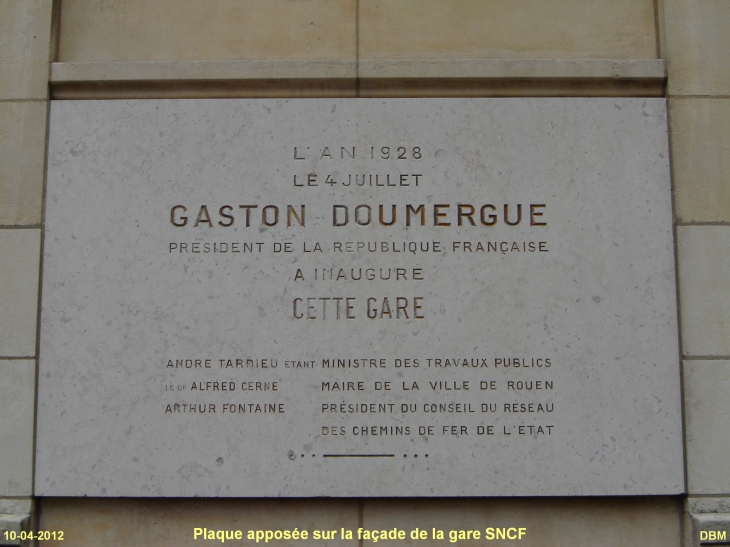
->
[689,513,730,547]
[677,227,730,357]
[0,513,31,546]
[47,59,665,99]
[58,0,356,63]
[684,360,730,494]
[0,0,53,100]
[671,99,730,224]
[363,499,680,547]
[360,0,657,61]
[0,499,32,515]
[38,499,358,546]
[51,80,358,100]
[51,60,356,82]
[688,498,730,514]
[356,59,666,97]
[357,78,665,98]
[0,102,47,226]
[49,59,357,99]
[0,360,35,496]
[357,59,666,80]
[0,229,40,357]
[664,0,730,96]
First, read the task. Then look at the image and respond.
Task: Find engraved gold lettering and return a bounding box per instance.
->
[218,205,234,227]
[170,205,187,227]
[194,205,212,227]
[530,203,547,226]
[379,204,397,226]
[457,204,476,226]
[262,205,279,226]
[406,204,425,227]
[504,204,522,226]
[287,205,305,227]
[480,204,497,226]
[238,205,258,227]
[434,204,451,226]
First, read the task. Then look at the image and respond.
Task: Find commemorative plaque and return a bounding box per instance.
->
[36,99,683,497]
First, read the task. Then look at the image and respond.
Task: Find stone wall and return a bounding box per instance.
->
[1,1,728,545]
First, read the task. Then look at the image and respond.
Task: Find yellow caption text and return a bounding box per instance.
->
[193,527,527,543]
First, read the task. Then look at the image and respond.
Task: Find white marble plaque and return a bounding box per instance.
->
[37,99,683,497]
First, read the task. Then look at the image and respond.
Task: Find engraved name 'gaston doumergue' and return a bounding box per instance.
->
[169,202,547,228]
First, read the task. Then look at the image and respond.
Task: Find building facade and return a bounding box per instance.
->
[1,1,729,545]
